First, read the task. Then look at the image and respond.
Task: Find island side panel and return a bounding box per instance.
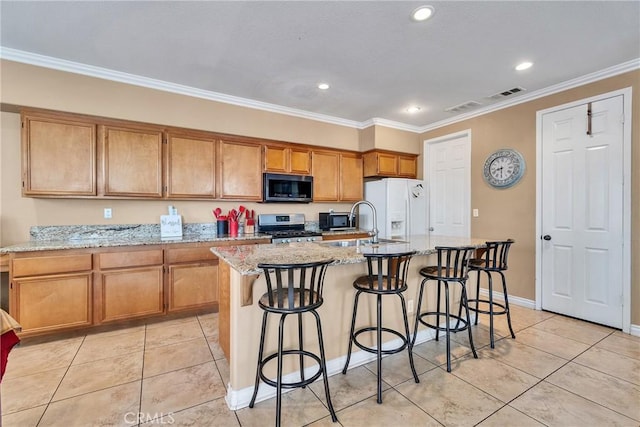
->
[218,260,231,360]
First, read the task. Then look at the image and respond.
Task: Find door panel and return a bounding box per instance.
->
[541,96,623,327]
[426,133,470,237]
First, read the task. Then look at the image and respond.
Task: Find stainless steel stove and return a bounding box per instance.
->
[257,213,323,244]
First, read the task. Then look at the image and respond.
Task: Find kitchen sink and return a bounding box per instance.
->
[320,238,408,247]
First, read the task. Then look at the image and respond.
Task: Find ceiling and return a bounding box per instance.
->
[1,1,639,130]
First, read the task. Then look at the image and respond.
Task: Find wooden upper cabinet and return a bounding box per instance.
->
[166,132,216,199]
[340,153,363,201]
[312,150,340,201]
[264,145,311,175]
[218,139,262,200]
[312,150,362,202]
[363,149,417,178]
[22,111,97,196]
[398,154,417,177]
[101,124,164,197]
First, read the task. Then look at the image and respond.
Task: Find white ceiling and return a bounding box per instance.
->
[1,1,639,130]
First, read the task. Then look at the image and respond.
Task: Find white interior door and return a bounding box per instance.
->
[425,131,471,237]
[540,95,624,328]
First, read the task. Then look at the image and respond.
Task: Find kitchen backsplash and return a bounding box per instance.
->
[30,221,321,241]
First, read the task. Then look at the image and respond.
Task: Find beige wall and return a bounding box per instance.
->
[1,60,638,325]
[420,70,640,326]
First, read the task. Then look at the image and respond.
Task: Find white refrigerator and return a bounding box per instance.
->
[360,178,429,239]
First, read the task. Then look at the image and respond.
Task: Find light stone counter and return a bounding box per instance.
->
[210,234,489,275]
[0,223,272,253]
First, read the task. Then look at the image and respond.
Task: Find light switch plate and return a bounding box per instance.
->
[473,208,479,217]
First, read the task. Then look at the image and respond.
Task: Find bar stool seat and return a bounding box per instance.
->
[467,239,516,348]
[249,259,337,426]
[342,249,419,404]
[412,246,477,372]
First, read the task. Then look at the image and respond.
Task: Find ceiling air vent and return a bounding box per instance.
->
[487,87,527,100]
[444,100,482,113]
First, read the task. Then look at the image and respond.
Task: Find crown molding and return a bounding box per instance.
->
[418,58,640,133]
[2,47,638,135]
[0,47,362,129]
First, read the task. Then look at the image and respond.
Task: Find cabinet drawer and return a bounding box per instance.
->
[12,254,92,277]
[98,249,163,269]
[165,246,218,264]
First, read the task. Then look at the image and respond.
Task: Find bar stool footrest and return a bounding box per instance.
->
[466,298,508,316]
[258,350,323,389]
[416,311,471,334]
[352,326,408,355]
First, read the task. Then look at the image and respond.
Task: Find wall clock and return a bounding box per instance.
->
[483,149,525,189]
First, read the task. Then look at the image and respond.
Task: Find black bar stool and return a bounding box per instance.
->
[467,239,516,348]
[249,259,337,426]
[342,250,419,404]
[412,246,477,372]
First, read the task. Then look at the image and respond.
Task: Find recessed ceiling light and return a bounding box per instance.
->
[411,6,435,22]
[515,61,533,71]
[406,106,421,114]
[317,83,330,90]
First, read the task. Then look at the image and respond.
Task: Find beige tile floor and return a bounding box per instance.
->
[2,305,639,427]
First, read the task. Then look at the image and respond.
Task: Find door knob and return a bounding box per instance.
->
[429,227,434,232]
[543,235,551,241]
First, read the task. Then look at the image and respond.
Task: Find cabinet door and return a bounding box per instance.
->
[263,145,288,173]
[340,153,363,201]
[289,148,311,174]
[102,125,164,197]
[312,151,340,201]
[218,140,262,200]
[22,113,97,196]
[168,263,218,312]
[99,266,164,322]
[398,155,417,178]
[377,152,398,176]
[13,273,92,334]
[166,133,216,198]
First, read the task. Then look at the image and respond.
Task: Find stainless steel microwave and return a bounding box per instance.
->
[319,212,354,231]
[263,173,313,203]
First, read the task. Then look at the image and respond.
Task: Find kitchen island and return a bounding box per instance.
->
[210,234,488,410]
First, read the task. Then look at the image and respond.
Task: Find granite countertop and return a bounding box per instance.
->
[210,235,489,275]
[0,225,369,254]
[0,233,272,253]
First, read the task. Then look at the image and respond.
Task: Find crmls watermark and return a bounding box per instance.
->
[124,412,175,424]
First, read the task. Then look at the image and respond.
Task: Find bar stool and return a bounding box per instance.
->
[342,250,419,404]
[467,239,516,348]
[412,246,477,372]
[249,259,337,426]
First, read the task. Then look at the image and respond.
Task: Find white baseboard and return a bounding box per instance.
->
[477,289,640,337]
[478,288,536,310]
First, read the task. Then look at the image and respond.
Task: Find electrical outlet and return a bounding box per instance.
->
[104,208,112,219]
[473,208,479,217]
[408,299,414,313]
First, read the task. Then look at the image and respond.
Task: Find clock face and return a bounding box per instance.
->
[483,149,525,188]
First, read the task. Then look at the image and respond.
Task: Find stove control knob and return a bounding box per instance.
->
[296,238,302,242]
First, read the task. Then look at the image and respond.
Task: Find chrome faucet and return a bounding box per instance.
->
[349,200,379,244]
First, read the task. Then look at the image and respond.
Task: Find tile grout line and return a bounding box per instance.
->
[34,334,87,427]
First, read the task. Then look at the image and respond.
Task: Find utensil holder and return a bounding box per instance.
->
[217,220,228,236]
[229,220,239,237]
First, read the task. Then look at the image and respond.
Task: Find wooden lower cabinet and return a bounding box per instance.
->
[168,263,218,312]
[12,273,92,334]
[96,248,164,323]
[98,266,164,323]
[166,244,219,312]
